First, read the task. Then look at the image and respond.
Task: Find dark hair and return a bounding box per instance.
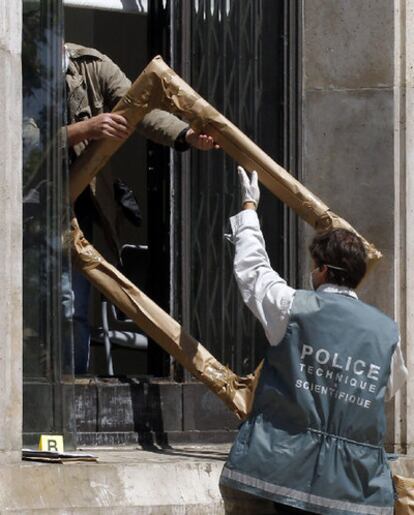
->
[309,229,367,289]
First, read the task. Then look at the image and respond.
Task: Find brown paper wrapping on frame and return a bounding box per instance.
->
[70,218,261,419]
[70,55,382,263]
[394,475,414,515]
[69,55,381,419]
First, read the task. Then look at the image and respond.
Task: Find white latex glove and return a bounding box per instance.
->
[238,166,260,208]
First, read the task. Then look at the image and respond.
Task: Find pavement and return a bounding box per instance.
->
[0,445,412,514]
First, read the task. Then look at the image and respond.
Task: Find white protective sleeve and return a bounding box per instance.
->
[385,340,408,400]
[230,209,295,346]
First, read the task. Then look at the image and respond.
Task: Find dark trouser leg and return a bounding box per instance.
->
[72,214,93,375]
[273,501,319,514]
[72,267,91,374]
[220,484,277,514]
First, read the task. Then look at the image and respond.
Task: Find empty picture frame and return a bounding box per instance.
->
[68,56,381,418]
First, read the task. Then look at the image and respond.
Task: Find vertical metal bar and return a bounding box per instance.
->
[179,0,193,382]
[169,0,176,319]
[283,0,301,289]
[147,0,173,377]
[219,0,226,367]
[101,301,114,375]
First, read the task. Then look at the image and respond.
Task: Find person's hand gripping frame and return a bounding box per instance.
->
[238,165,260,209]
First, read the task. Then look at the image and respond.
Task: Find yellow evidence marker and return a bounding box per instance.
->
[39,435,64,453]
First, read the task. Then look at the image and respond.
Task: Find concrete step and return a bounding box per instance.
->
[0,445,229,514]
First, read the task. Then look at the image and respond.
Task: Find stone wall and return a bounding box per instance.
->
[0,0,22,463]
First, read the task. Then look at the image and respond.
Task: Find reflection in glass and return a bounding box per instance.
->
[22,1,73,381]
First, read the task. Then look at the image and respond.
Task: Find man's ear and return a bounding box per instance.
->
[320,264,329,280]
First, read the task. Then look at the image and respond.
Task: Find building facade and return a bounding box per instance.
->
[0,0,412,506]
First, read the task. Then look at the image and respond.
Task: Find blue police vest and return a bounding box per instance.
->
[221,290,398,515]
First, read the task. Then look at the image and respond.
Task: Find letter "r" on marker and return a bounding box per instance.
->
[48,440,58,451]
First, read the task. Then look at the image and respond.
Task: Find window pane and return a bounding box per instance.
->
[22,0,74,443]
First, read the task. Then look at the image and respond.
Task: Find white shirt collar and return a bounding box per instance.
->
[316,283,358,299]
